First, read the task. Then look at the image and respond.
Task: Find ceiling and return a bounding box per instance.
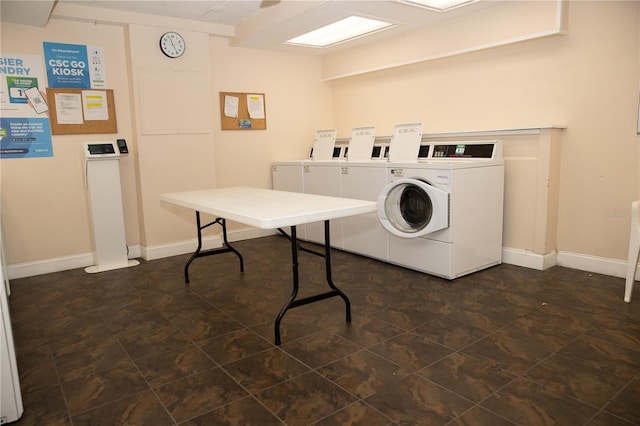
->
[0,0,503,55]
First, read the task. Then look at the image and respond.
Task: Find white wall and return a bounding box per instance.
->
[0,19,139,268]
[329,0,639,264]
[0,13,333,273]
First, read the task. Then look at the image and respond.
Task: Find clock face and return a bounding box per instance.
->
[160,32,185,58]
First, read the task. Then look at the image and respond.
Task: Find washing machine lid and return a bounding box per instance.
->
[377,179,449,238]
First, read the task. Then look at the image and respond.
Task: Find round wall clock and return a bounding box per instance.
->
[159,31,185,58]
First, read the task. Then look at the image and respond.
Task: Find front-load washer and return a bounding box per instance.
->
[378,140,504,279]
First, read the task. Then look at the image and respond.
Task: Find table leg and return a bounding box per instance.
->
[322,220,352,322]
[183,212,244,284]
[274,220,352,345]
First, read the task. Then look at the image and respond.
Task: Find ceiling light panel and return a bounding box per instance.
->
[400,0,477,12]
[285,15,395,48]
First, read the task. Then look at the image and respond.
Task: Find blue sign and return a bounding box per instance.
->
[0,117,53,158]
[43,42,90,88]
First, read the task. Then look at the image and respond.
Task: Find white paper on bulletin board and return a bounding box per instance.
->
[247,94,265,119]
[139,69,211,135]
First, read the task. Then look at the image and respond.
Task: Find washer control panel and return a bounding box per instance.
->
[432,143,495,158]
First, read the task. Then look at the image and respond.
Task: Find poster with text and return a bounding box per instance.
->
[43,42,106,89]
[0,53,53,158]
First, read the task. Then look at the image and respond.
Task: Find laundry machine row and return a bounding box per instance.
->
[272,137,504,279]
[272,136,390,258]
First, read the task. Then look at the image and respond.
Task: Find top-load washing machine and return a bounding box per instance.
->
[378,140,505,279]
[340,127,390,261]
[303,131,347,248]
[272,129,341,242]
[272,159,308,239]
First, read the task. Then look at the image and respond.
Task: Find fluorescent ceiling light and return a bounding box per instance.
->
[401,0,476,12]
[285,16,395,48]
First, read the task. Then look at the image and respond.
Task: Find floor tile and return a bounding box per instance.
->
[154,368,248,423]
[222,347,309,393]
[197,328,273,365]
[371,305,439,330]
[54,338,131,382]
[61,364,149,414]
[119,323,191,361]
[17,352,60,393]
[586,411,638,426]
[496,316,582,352]
[481,377,597,425]
[280,330,362,368]
[313,401,395,425]
[524,352,632,407]
[586,314,640,352]
[368,331,452,371]
[461,333,551,375]
[604,376,640,424]
[70,390,173,426]
[181,396,283,425]
[448,406,517,426]
[134,342,217,387]
[321,314,404,348]
[417,352,516,402]
[168,306,245,342]
[557,334,640,380]
[256,371,357,425]
[16,384,70,425]
[364,374,473,424]
[443,300,521,332]
[413,316,487,350]
[317,350,409,398]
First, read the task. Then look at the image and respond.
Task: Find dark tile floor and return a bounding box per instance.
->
[6,235,640,425]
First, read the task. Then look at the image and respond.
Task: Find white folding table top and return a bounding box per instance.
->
[160,186,376,229]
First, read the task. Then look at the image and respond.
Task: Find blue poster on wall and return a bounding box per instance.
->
[0,53,53,159]
[0,118,53,158]
[43,42,91,88]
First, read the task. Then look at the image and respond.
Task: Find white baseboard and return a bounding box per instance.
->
[7,234,637,282]
[501,247,558,270]
[502,247,639,279]
[556,251,636,279]
[141,228,276,261]
[7,244,142,280]
[6,229,277,279]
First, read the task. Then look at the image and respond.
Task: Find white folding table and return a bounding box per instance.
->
[160,186,376,345]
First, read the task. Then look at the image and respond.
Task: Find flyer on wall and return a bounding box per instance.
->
[0,53,53,159]
[43,42,106,89]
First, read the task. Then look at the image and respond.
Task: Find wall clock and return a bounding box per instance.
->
[159,31,185,58]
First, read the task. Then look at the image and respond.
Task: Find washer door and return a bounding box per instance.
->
[377,178,449,238]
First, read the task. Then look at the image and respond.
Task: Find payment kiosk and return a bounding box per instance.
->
[83,141,138,273]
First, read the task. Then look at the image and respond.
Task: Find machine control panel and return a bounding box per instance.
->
[84,142,119,158]
[370,143,390,160]
[432,143,495,158]
[418,144,430,159]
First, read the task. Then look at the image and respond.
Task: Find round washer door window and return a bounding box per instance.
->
[377,178,449,238]
[386,183,432,233]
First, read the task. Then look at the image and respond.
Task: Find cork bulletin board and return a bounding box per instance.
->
[219,92,266,130]
[46,88,117,135]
